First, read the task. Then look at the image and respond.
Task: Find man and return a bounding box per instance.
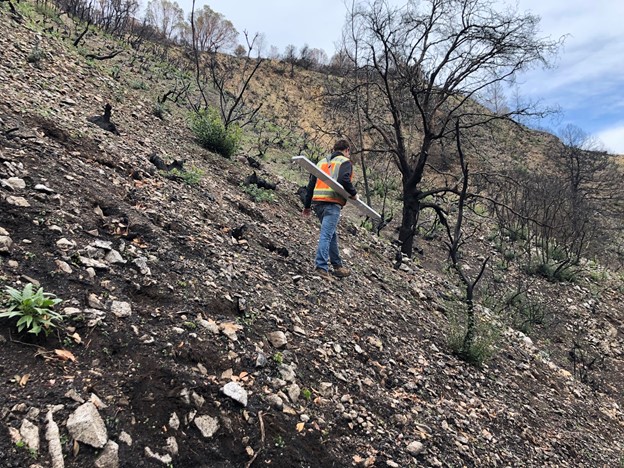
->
[302,139,357,278]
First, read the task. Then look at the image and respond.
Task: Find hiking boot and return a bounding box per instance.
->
[333,266,351,278]
[314,268,331,278]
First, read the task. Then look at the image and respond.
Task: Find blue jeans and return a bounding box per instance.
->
[313,203,343,271]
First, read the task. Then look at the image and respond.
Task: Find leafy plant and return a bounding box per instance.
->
[301,388,312,400]
[273,352,283,365]
[0,284,64,336]
[27,39,45,66]
[273,435,286,448]
[190,108,241,158]
[152,100,169,120]
[447,312,497,367]
[130,80,149,90]
[240,184,275,203]
[165,167,203,186]
[110,65,121,81]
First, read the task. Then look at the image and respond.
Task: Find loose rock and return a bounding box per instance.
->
[20,419,39,452]
[66,402,108,448]
[194,415,220,438]
[268,331,288,348]
[222,382,248,406]
[111,301,132,318]
[94,440,119,468]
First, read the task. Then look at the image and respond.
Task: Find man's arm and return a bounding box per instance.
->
[303,174,317,209]
[337,161,357,197]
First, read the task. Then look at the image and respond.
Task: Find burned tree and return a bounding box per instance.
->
[346,0,561,256]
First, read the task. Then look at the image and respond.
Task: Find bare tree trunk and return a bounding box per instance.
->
[399,186,420,256]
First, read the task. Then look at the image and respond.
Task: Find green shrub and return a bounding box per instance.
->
[27,42,45,65]
[152,100,169,120]
[523,262,577,283]
[165,167,203,185]
[110,65,121,81]
[447,314,497,367]
[0,284,64,336]
[240,183,275,203]
[190,108,241,158]
[130,80,148,90]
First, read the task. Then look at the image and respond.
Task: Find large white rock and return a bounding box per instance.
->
[222,382,248,406]
[66,402,108,448]
[105,249,126,264]
[6,196,30,207]
[1,177,26,190]
[20,419,39,452]
[111,301,132,318]
[194,415,219,438]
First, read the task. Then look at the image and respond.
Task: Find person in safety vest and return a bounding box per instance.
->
[302,139,357,278]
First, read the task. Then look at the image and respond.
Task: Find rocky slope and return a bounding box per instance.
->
[1,5,624,468]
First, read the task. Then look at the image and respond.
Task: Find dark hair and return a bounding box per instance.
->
[333,139,350,152]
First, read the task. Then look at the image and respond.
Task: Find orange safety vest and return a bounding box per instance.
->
[312,155,352,206]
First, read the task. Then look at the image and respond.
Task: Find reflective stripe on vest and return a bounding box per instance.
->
[312,155,351,206]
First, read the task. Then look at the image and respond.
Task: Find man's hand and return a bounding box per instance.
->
[349,194,358,200]
[302,208,311,217]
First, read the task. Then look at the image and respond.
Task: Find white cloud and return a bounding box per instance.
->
[596,124,624,155]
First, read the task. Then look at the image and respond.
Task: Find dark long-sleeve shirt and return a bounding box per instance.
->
[304,151,357,209]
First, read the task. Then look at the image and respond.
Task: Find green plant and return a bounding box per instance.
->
[166,167,203,186]
[190,108,241,158]
[274,435,286,448]
[27,39,45,66]
[240,184,275,203]
[0,284,64,336]
[110,65,121,80]
[301,388,312,400]
[447,313,497,367]
[273,352,283,365]
[183,321,197,330]
[152,100,169,120]
[14,438,37,458]
[130,80,149,90]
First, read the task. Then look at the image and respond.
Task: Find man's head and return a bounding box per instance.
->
[333,139,350,156]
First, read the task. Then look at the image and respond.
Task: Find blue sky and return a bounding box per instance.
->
[177,0,624,155]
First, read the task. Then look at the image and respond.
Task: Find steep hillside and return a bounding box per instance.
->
[1,6,624,468]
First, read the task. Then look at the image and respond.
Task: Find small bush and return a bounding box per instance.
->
[165,167,203,186]
[190,108,241,158]
[110,65,121,81]
[447,315,497,367]
[130,80,149,90]
[240,183,275,203]
[27,41,45,66]
[152,101,169,120]
[523,262,577,283]
[0,283,64,336]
